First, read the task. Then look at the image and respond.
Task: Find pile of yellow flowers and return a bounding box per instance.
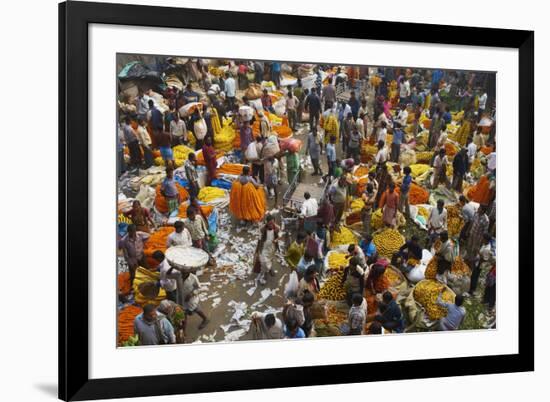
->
[384,267,403,287]
[452,256,471,276]
[373,229,405,258]
[328,252,350,270]
[370,208,384,230]
[318,271,346,301]
[208,65,225,77]
[214,121,236,152]
[198,186,226,203]
[425,257,438,280]
[350,198,365,212]
[409,164,431,178]
[211,108,222,135]
[154,144,194,167]
[330,227,357,248]
[451,110,464,122]
[417,206,429,220]
[445,204,464,238]
[414,279,455,320]
[362,144,378,155]
[415,151,434,164]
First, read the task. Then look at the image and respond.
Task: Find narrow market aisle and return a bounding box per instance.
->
[186,122,326,343]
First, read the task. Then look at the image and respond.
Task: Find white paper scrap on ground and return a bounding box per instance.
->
[224,328,247,341]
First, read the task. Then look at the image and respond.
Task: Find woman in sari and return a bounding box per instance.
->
[125,200,155,233]
[201,136,217,186]
[380,182,399,228]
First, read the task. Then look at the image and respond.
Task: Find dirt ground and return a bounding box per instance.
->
[184,122,332,343]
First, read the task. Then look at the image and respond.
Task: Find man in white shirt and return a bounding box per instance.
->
[374,140,388,164]
[396,104,409,127]
[477,91,488,116]
[224,72,236,110]
[301,192,318,233]
[428,199,448,246]
[487,150,496,174]
[166,221,193,248]
[169,113,187,145]
[136,118,153,168]
[356,114,365,138]
[153,250,178,303]
[466,137,477,164]
[399,79,411,104]
[376,121,388,143]
[250,311,285,340]
[432,149,450,189]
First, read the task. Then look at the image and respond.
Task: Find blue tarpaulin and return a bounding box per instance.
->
[211,179,232,190]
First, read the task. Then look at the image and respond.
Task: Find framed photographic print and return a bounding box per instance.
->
[59,1,534,400]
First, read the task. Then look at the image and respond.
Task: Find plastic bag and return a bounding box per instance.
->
[238,105,255,121]
[245,141,259,161]
[284,271,299,299]
[279,138,302,153]
[407,264,426,284]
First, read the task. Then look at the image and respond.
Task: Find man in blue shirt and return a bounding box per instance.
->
[437,293,466,330]
[442,105,452,125]
[284,318,306,339]
[359,234,377,262]
[375,291,404,333]
[271,62,281,87]
[325,135,337,180]
[348,91,360,120]
[398,165,412,218]
[391,122,404,163]
[182,83,199,104]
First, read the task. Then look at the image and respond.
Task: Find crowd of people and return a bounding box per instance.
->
[117,58,497,345]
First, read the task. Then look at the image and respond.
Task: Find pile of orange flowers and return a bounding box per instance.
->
[154,183,188,214]
[117,305,142,345]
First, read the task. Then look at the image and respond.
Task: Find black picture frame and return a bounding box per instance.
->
[59,1,534,400]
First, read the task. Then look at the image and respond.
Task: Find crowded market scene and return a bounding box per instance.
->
[116,55,497,346]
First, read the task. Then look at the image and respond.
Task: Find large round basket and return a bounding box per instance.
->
[165,246,209,272]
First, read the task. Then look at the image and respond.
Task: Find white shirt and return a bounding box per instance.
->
[478,93,488,110]
[433,155,448,171]
[170,119,187,138]
[461,202,476,223]
[428,208,448,233]
[159,259,177,292]
[301,198,319,218]
[399,80,410,98]
[479,243,493,262]
[376,127,387,143]
[435,132,448,151]
[375,148,388,164]
[467,142,477,162]
[166,229,193,248]
[224,77,236,97]
[487,152,496,171]
[251,312,284,339]
[396,109,408,126]
[136,125,152,147]
[355,118,365,137]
